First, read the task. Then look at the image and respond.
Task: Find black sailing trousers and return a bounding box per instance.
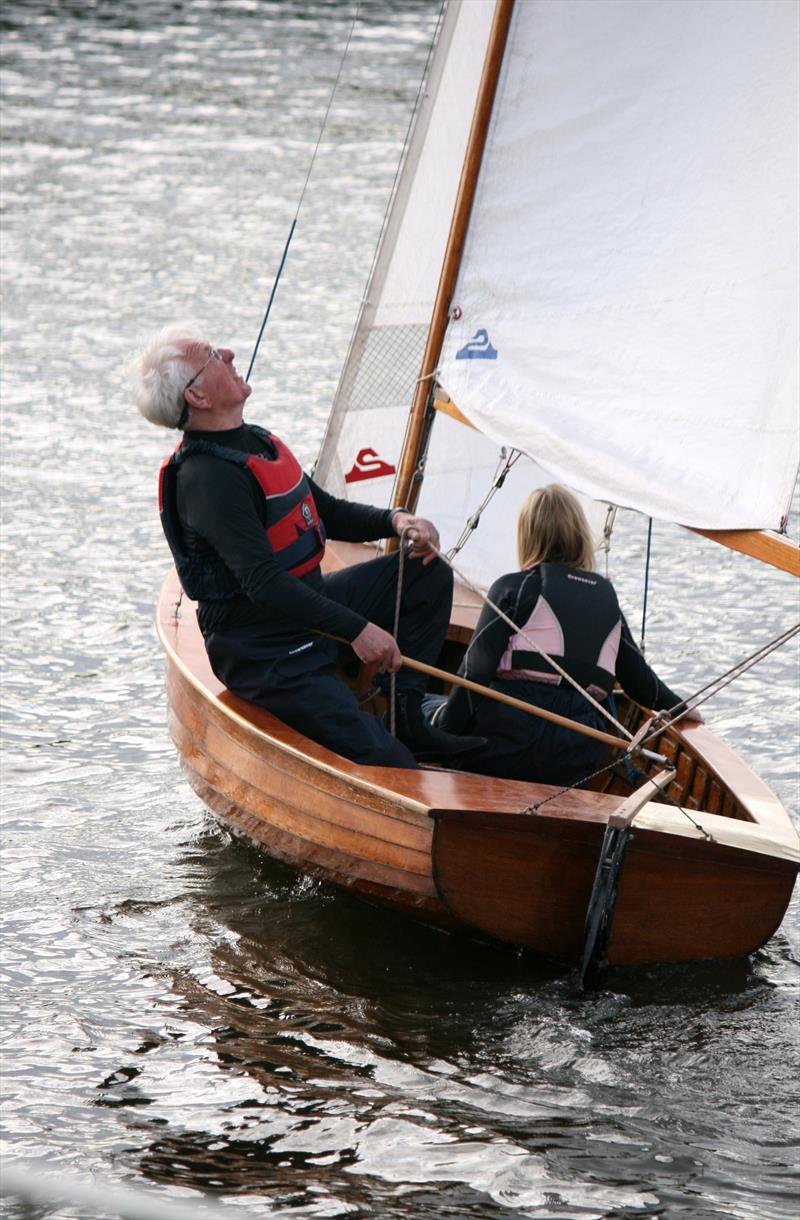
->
[205,552,453,768]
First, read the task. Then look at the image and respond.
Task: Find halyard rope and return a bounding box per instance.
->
[387,524,413,737]
[247,5,363,382]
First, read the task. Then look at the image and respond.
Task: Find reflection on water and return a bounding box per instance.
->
[1,2,798,1218]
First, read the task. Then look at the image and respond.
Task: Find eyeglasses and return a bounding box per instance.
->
[183,347,221,395]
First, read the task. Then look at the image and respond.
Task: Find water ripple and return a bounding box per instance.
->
[2,3,798,1218]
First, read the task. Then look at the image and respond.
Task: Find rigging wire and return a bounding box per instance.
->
[246,4,362,384]
[644,621,800,743]
[446,448,523,561]
[312,0,447,475]
[600,503,616,578]
[640,516,653,650]
[348,0,448,316]
[524,750,710,838]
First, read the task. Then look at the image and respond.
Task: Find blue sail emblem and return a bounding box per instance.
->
[455,328,498,360]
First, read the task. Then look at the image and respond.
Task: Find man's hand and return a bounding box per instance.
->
[351,622,402,672]
[676,706,704,725]
[391,511,441,565]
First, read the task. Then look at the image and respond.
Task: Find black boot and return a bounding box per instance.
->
[389,692,487,763]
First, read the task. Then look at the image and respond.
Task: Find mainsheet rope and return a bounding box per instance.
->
[387,523,412,738]
[640,516,653,650]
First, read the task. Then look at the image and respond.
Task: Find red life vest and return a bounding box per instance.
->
[158,427,325,601]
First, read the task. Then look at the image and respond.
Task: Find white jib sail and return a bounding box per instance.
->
[438,0,800,531]
[314,0,497,504]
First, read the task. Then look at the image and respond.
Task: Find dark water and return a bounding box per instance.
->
[1,3,798,1217]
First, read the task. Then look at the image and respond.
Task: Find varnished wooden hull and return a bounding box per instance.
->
[157,558,799,967]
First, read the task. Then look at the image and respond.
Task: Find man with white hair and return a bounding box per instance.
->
[133,326,485,768]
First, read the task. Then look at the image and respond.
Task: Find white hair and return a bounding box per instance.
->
[130,323,202,429]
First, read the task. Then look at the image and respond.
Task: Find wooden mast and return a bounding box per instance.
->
[392,0,515,516]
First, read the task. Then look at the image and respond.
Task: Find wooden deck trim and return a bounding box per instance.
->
[157,585,429,817]
[659,722,799,851]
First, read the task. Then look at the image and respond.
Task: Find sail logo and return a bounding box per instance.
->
[344,448,397,484]
[455,328,498,360]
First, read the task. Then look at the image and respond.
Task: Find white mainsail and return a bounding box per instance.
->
[438,0,800,531]
[317,0,799,589]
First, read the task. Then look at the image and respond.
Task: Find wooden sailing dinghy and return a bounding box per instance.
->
[156,0,799,966]
[158,561,799,965]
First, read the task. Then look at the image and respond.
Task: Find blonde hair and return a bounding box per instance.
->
[517,484,595,572]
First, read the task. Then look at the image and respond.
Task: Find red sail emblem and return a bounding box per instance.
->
[344,448,396,484]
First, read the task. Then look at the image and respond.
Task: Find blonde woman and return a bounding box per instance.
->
[431,484,700,785]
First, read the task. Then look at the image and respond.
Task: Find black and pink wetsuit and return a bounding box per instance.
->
[437,563,682,785]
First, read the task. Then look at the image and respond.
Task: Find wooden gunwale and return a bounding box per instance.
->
[167,663,434,877]
[157,563,797,852]
[158,568,628,824]
[329,547,794,849]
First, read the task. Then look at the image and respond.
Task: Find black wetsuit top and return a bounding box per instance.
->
[439,566,683,735]
[174,423,396,647]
